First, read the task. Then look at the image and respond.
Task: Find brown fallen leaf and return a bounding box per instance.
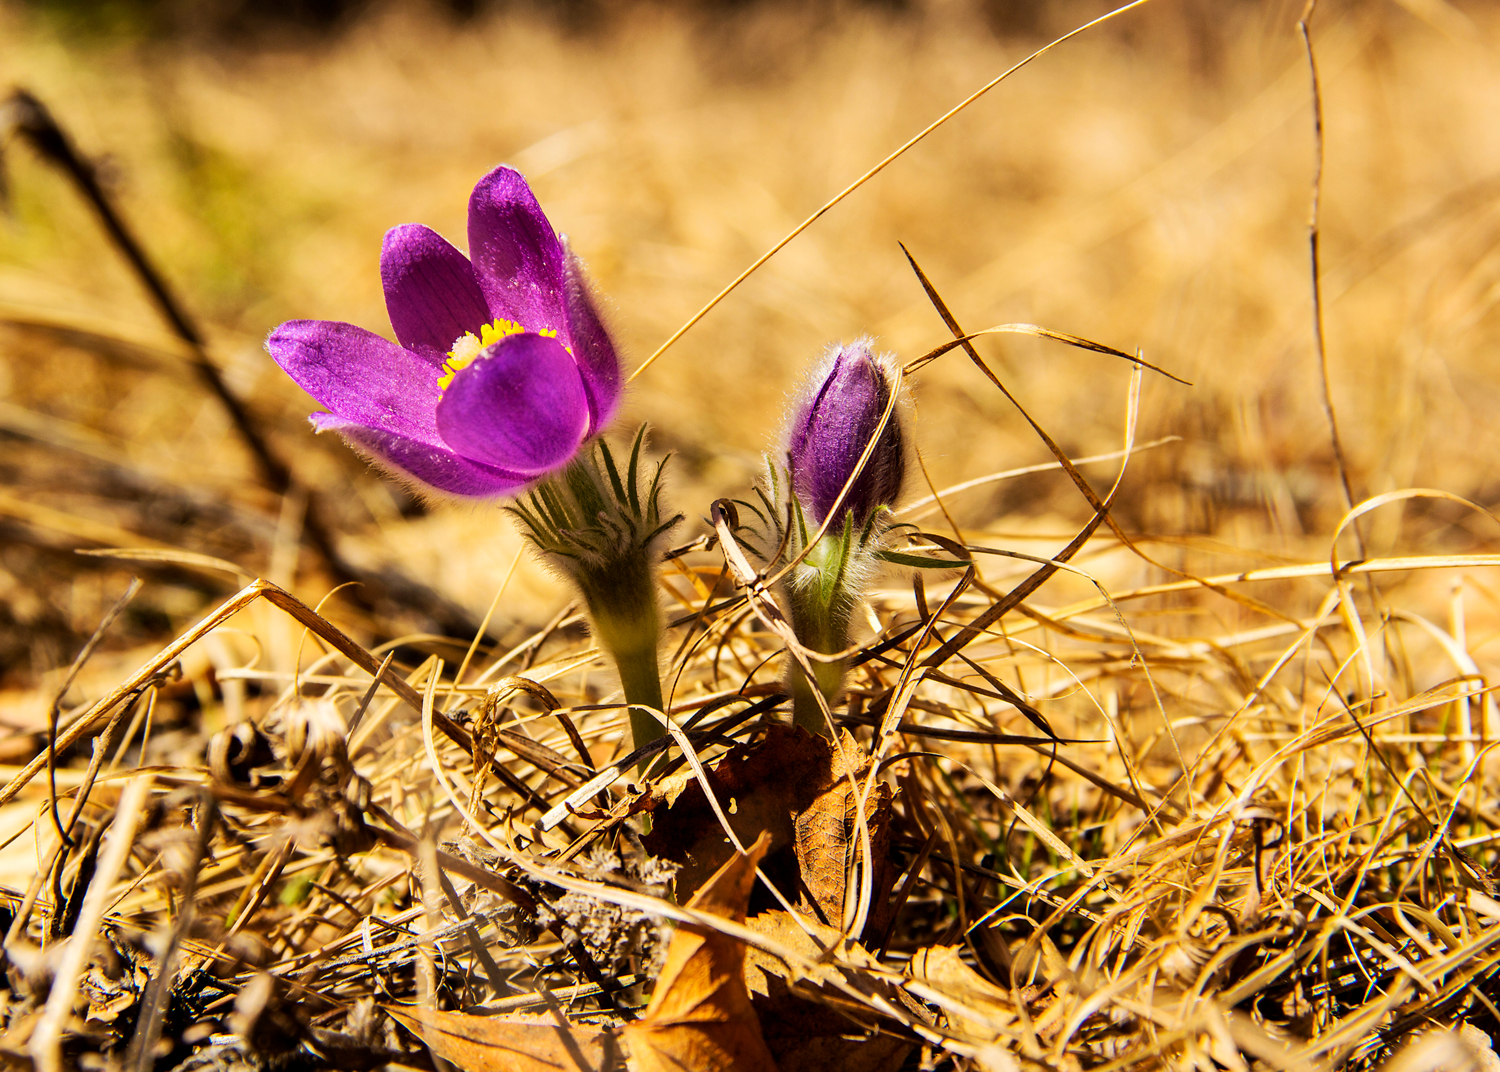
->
[385,1005,622,1072]
[621,833,778,1072]
[744,910,914,1072]
[793,729,895,935]
[742,910,886,996]
[908,944,1019,1043]
[643,726,897,939]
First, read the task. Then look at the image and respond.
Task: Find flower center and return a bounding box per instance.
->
[440,319,561,391]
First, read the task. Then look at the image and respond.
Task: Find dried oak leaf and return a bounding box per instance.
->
[908,945,1019,1042]
[621,833,777,1072]
[742,910,913,1072]
[385,1006,621,1072]
[792,729,895,935]
[643,726,896,939]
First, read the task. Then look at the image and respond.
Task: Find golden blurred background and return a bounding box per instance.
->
[3,0,1499,695]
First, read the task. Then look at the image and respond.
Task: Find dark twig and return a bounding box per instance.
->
[47,577,141,850]
[125,791,219,1072]
[4,91,289,502]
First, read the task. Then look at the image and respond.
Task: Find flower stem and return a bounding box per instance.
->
[786,577,851,736]
[612,640,667,760]
[506,429,681,769]
[580,552,668,758]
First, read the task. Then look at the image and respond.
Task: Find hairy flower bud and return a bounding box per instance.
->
[787,339,906,528]
[767,338,909,735]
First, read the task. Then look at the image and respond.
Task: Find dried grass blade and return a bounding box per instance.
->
[45,577,140,850]
[628,0,1154,382]
[30,774,153,1072]
[0,580,271,809]
[77,546,252,582]
[126,790,217,1072]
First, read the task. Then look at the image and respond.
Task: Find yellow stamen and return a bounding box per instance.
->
[439,319,560,390]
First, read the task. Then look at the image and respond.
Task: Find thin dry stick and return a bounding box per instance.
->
[897,438,1181,519]
[346,651,397,737]
[46,577,140,849]
[30,775,154,1072]
[416,835,443,1017]
[2,92,276,484]
[1299,2,1362,556]
[626,0,1153,383]
[126,791,218,1072]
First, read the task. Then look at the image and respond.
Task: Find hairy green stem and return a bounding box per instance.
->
[786,579,851,736]
[581,552,667,758]
[613,642,667,760]
[508,429,680,771]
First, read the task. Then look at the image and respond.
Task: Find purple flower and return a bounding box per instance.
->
[266,166,621,497]
[787,339,906,527]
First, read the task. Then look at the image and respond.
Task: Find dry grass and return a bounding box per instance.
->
[3,0,1500,1068]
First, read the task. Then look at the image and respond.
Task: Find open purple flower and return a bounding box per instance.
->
[266,166,621,497]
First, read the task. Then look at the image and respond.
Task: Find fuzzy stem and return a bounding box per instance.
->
[786,578,851,736]
[578,551,667,759]
[508,430,680,772]
[613,641,667,762]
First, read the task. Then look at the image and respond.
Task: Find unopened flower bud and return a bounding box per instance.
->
[773,339,908,735]
[786,339,906,528]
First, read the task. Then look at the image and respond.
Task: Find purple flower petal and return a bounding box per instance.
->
[561,245,622,433]
[468,166,567,335]
[380,224,490,360]
[436,333,590,477]
[268,165,628,501]
[267,320,444,444]
[312,414,531,498]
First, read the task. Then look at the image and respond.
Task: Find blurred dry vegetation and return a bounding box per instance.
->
[4,0,1500,1068]
[7,0,1500,657]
